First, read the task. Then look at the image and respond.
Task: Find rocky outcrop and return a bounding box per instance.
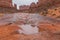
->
[37,0,60,20]
[0,0,18,13]
[40,7,60,20]
[38,0,60,7]
[18,0,60,13]
[0,7,18,13]
[0,0,12,7]
[47,7,60,19]
[19,5,30,13]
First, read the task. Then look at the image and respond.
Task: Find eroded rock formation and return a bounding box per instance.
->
[0,0,12,7]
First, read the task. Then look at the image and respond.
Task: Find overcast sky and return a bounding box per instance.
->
[12,0,38,9]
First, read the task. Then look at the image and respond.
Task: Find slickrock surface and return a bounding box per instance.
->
[0,24,19,38]
[0,0,60,40]
[0,13,60,40]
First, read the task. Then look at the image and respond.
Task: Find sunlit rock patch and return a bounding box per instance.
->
[40,7,60,20]
[18,24,39,35]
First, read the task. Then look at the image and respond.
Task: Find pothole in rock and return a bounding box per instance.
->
[18,24,39,35]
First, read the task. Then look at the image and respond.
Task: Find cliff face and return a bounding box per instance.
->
[0,0,12,7]
[0,0,18,13]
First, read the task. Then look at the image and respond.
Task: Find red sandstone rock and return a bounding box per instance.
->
[19,5,30,10]
[38,22,60,34]
[0,0,12,7]
[13,4,17,9]
[0,34,20,40]
[38,0,60,7]
[0,24,19,38]
[30,2,37,8]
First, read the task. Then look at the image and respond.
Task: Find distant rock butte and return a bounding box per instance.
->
[19,0,60,13]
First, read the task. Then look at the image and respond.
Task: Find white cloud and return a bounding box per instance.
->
[12,0,38,5]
